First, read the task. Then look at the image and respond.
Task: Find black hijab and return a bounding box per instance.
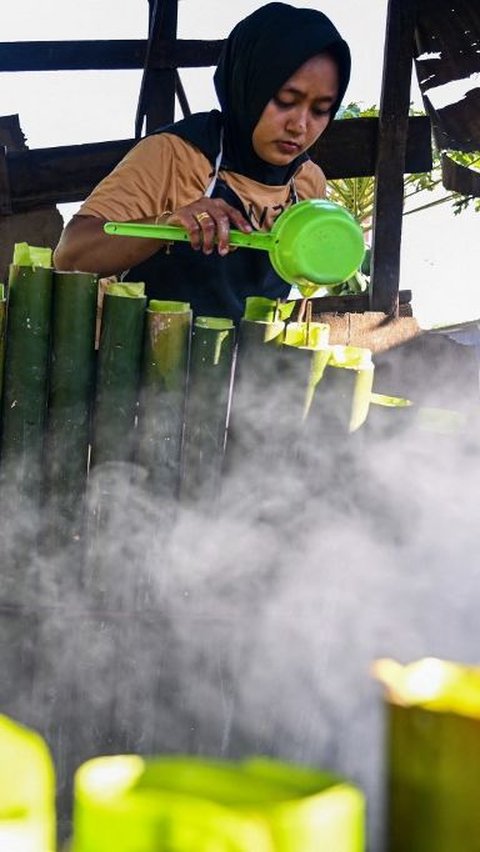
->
[162,2,351,186]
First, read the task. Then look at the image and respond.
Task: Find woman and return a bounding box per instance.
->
[54,2,351,321]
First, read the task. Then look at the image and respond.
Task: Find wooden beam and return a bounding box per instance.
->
[0,117,431,212]
[136,0,179,137]
[311,114,431,180]
[293,289,412,318]
[0,147,13,214]
[5,140,133,209]
[369,0,418,316]
[0,39,224,71]
[175,71,192,119]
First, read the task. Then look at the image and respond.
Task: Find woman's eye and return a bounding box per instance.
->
[274,97,295,109]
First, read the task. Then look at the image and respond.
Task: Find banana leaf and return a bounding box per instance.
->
[180,316,235,504]
[304,345,374,436]
[243,296,295,323]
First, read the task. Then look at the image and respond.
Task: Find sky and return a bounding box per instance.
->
[1,0,480,327]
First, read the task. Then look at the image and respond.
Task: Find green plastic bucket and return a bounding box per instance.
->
[72,755,365,852]
[104,199,365,290]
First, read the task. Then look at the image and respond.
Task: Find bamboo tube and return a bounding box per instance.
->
[91,282,146,467]
[224,317,285,480]
[138,300,192,498]
[238,320,332,481]
[375,657,480,852]
[44,271,98,546]
[72,754,365,852]
[180,316,235,504]
[0,261,53,505]
[0,284,6,412]
[0,713,56,852]
[87,283,147,591]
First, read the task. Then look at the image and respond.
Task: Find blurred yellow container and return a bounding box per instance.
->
[72,755,365,852]
[0,714,56,852]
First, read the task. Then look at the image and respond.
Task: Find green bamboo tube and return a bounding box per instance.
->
[138,300,192,498]
[45,271,98,544]
[375,657,480,852]
[224,318,285,477]
[180,316,235,504]
[0,714,56,852]
[0,263,53,503]
[72,754,365,852]
[0,285,6,411]
[91,282,147,467]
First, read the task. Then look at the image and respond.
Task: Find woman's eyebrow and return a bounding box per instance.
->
[279,86,336,104]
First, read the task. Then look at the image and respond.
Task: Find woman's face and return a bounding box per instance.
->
[252,54,339,166]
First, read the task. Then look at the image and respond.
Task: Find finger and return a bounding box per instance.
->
[194,211,216,254]
[165,211,201,250]
[209,212,231,255]
[217,202,252,234]
[184,213,204,250]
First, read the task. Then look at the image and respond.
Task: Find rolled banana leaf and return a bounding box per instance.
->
[180,316,235,505]
[72,754,365,852]
[0,258,53,507]
[282,321,331,418]
[44,271,98,547]
[138,300,192,498]
[91,281,146,467]
[243,296,295,323]
[307,345,374,435]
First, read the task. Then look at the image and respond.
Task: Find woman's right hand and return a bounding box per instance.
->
[166,198,252,256]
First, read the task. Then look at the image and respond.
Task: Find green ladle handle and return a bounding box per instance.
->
[104,221,274,252]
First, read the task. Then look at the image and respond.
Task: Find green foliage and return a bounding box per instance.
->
[329,103,480,227]
[325,104,480,293]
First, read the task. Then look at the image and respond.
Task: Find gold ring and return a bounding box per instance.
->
[195,212,211,223]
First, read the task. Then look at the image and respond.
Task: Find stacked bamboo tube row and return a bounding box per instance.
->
[0,252,376,536]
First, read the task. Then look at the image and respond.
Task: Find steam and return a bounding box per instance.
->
[1,333,480,850]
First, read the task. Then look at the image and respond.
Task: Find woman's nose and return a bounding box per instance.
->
[286,108,307,134]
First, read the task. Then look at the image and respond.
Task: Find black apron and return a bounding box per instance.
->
[128,177,291,322]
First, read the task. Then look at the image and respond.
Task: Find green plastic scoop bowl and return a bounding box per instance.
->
[104,199,365,292]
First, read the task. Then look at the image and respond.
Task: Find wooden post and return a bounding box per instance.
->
[135,0,179,137]
[0,147,12,215]
[369,0,417,316]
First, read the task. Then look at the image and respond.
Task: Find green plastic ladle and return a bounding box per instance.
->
[104,199,365,294]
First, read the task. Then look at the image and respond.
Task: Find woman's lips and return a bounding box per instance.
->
[275,141,301,155]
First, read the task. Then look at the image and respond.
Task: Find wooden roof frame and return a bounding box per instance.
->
[0,0,432,316]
